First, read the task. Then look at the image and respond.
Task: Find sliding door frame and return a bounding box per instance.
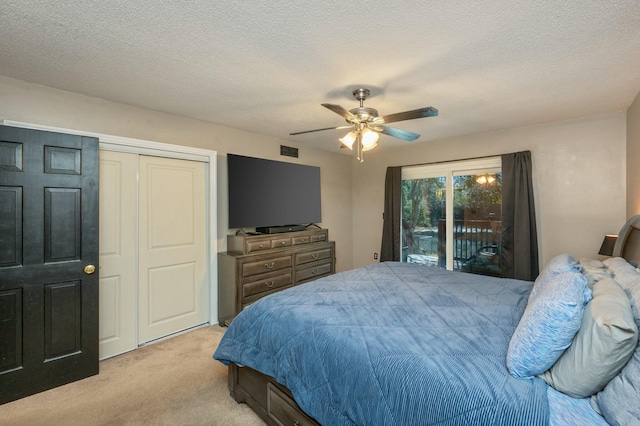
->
[401,157,501,270]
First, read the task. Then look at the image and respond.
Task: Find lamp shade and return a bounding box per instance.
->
[339,131,357,150]
[361,129,379,151]
[598,234,618,256]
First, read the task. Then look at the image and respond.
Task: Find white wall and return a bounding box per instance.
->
[351,112,627,269]
[0,76,354,271]
[628,91,640,217]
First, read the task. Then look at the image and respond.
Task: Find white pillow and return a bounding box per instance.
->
[592,258,640,425]
[579,258,612,287]
[604,257,640,289]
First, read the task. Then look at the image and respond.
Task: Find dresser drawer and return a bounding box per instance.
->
[241,255,292,278]
[246,239,272,253]
[296,247,332,265]
[292,235,311,245]
[242,272,292,299]
[295,261,332,283]
[271,236,292,249]
[267,383,317,426]
[310,232,327,243]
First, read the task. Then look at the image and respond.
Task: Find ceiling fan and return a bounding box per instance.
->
[290,88,438,162]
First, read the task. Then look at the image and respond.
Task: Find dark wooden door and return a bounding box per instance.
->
[0,125,99,404]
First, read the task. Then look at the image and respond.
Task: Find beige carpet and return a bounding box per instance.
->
[0,325,266,426]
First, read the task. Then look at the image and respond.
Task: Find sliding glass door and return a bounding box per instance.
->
[402,158,503,276]
[452,171,502,276]
[402,176,446,267]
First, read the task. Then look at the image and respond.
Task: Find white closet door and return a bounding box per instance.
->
[98,150,137,359]
[138,155,208,344]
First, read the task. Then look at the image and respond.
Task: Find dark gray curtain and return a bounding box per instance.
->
[501,151,539,281]
[380,166,402,262]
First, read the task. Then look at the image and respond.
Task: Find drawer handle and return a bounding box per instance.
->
[311,253,319,259]
[258,243,264,248]
[265,281,275,288]
[264,262,275,269]
[311,269,318,275]
[281,241,287,245]
[293,421,299,426]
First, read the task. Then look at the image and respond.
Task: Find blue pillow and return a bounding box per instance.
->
[507,270,591,379]
[529,254,581,302]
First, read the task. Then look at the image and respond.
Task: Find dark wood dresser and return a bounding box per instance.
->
[218,228,335,325]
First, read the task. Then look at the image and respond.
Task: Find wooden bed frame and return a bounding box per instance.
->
[613,214,640,263]
[228,363,318,426]
[226,214,640,426]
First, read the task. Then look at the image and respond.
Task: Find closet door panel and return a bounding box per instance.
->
[138,156,207,344]
[98,150,137,359]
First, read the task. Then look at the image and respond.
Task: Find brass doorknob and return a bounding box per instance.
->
[84,265,96,275]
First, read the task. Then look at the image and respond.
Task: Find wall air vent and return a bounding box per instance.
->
[280,145,298,158]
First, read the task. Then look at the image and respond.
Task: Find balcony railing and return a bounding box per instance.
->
[404,219,502,276]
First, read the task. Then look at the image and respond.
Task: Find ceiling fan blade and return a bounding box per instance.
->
[377,125,420,141]
[379,106,438,124]
[321,103,357,121]
[290,125,353,136]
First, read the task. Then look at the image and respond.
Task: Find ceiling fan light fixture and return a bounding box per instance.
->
[361,129,379,151]
[339,131,357,150]
[476,174,496,184]
[289,87,438,163]
[362,141,378,152]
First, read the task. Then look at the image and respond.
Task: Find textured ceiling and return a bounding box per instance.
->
[1,1,640,153]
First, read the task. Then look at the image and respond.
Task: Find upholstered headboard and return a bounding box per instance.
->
[612,214,640,266]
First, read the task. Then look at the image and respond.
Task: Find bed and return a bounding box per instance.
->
[214,215,640,426]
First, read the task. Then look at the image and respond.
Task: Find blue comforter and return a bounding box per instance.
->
[214,262,549,425]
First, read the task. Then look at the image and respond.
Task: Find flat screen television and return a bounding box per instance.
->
[227,154,322,232]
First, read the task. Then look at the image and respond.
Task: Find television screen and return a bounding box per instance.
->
[227,154,322,229]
